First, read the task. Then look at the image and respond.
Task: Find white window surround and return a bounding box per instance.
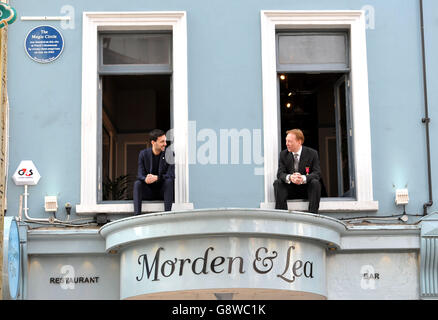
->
[259,10,378,212]
[76,11,193,215]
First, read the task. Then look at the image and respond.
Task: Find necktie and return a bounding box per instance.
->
[293,153,299,172]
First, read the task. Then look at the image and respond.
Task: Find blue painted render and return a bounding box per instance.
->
[6,0,438,220]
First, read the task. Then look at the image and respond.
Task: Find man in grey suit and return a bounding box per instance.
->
[273,129,321,214]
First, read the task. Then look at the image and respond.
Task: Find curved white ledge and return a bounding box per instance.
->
[99,208,347,252]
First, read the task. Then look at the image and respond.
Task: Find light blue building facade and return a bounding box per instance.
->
[2,0,438,300]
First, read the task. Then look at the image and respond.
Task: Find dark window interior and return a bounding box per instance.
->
[279,72,352,198]
[101,74,171,201]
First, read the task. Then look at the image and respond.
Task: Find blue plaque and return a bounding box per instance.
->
[24,25,64,63]
[7,218,20,299]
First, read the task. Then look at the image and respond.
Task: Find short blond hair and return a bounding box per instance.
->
[286,129,305,143]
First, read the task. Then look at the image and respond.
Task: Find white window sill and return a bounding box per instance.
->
[260,199,379,213]
[76,202,194,215]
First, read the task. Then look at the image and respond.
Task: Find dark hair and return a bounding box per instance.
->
[149,129,166,142]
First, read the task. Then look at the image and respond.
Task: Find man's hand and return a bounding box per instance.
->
[145,174,158,184]
[290,172,304,185]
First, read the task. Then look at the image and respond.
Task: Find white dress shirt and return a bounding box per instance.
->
[286,147,307,184]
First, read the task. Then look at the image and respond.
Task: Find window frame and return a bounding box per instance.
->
[77,12,193,215]
[98,31,173,75]
[260,10,378,212]
[276,30,350,73]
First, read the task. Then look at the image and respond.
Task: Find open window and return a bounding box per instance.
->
[100,74,171,201]
[77,12,192,215]
[260,11,378,212]
[98,32,172,203]
[277,31,355,199]
[278,72,354,198]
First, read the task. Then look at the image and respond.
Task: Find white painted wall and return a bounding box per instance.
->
[327,252,420,300]
[27,255,120,300]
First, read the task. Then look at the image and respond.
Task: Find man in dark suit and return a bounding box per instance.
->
[273,129,321,214]
[133,129,175,214]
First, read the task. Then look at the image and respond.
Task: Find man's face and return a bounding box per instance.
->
[286,133,302,153]
[152,134,167,152]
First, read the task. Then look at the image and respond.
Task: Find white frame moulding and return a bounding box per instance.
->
[259,10,378,212]
[77,11,193,215]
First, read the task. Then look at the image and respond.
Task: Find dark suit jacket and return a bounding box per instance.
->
[137,148,175,183]
[277,146,321,184]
